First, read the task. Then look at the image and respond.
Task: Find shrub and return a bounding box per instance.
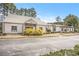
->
[23,28,43,36]
[3,33,7,36]
[76,28,79,32]
[0,33,7,36]
[33,28,43,35]
[44,49,66,56]
[46,29,51,34]
[74,44,79,55]
[23,28,33,35]
[43,44,79,56]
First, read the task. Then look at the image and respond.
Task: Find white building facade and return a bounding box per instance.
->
[0,13,75,34]
[0,14,47,34]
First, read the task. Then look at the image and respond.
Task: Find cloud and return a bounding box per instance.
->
[42,17,56,23]
[37,16,57,23]
[37,15,64,23]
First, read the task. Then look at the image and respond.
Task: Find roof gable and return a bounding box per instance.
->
[25,18,37,24]
[2,14,47,25]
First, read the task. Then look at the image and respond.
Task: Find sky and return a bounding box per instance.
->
[15,3,79,22]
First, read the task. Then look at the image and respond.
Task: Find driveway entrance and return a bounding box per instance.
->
[0,35,79,56]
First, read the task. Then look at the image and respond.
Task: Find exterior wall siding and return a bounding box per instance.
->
[49,26,54,32]
[36,25,47,33]
[3,23,23,34]
[46,24,54,32]
[55,26,62,32]
[1,23,75,34]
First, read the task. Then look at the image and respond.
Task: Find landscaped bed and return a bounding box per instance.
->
[43,44,79,56]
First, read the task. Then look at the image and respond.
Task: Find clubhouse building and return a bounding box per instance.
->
[0,13,74,34]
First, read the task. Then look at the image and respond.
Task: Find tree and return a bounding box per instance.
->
[56,16,61,22]
[16,9,19,15]
[19,8,24,15]
[7,3,16,14]
[29,8,36,17]
[27,8,36,17]
[24,8,28,16]
[0,3,37,17]
[0,3,16,15]
[30,8,36,17]
[63,14,79,31]
[0,3,8,16]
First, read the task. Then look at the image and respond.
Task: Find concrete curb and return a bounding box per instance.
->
[0,35,57,39]
[0,33,79,39]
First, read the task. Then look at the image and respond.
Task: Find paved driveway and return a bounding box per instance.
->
[0,35,79,56]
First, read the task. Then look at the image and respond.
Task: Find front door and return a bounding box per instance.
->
[25,23,36,30]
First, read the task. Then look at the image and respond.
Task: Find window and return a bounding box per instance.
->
[0,23,2,33]
[61,28,63,31]
[11,26,17,32]
[53,28,56,32]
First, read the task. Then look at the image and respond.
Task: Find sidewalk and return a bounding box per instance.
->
[0,34,57,39]
[0,35,26,39]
